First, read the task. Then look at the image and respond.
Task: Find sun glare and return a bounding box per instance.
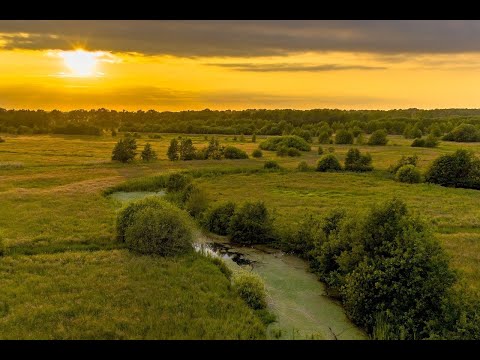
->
[59,49,99,77]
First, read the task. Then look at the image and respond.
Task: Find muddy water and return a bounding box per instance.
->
[195,238,367,340]
[111,191,367,340]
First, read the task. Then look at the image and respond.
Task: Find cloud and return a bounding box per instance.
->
[207,62,386,72]
[1,21,480,57]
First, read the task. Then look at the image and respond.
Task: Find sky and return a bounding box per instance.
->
[2,20,480,111]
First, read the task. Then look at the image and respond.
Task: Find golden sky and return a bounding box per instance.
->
[2,21,480,111]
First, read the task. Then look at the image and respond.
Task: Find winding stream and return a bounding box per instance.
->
[111,191,367,340]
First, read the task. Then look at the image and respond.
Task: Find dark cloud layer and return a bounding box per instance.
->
[1,20,480,57]
[208,62,386,72]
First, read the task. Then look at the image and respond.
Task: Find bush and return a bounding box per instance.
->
[167,138,179,161]
[443,124,480,142]
[276,145,289,157]
[112,136,137,163]
[264,161,280,170]
[318,131,331,144]
[368,129,388,145]
[124,203,193,256]
[411,134,439,148]
[202,202,236,235]
[230,202,274,244]
[317,146,324,155]
[310,198,456,338]
[141,143,157,161]
[335,130,354,144]
[425,149,480,189]
[117,196,177,242]
[316,154,342,172]
[344,148,373,172]
[166,173,192,192]
[389,155,418,174]
[395,165,422,183]
[210,257,233,280]
[287,147,301,157]
[252,149,263,158]
[232,271,267,309]
[224,146,249,159]
[297,161,312,172]
[183,186,209,218]
[259,135,311,152]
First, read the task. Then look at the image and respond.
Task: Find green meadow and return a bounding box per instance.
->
[1,133,480,338]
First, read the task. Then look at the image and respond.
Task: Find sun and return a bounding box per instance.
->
[59,49,99,77]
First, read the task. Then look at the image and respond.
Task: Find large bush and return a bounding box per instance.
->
[425,149,480,189]
[310,199,456,338]
[395,165,422,183]
[344,148,373,172]
[229,202,274,244]
[259,135,311,152]
[367,129,388,145]
[316,154,342,172]
[202,201,236,236]
[443,124,480,142]
[124,203,193,256]
[232,271,267,309]
[183,185,209,218]
[297,161,312,172]
[223,146,249,159]
[389,155,418,174]
[411,134,439,148]
[335,130,354,144]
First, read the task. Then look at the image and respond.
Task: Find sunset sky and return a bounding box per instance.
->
[2,20,480,111]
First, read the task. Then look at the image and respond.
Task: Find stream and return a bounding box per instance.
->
[111,191,367,340]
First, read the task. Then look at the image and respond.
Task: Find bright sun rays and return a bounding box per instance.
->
[55,49,118,78]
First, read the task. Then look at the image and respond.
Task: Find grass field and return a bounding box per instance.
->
[1,132,480,338]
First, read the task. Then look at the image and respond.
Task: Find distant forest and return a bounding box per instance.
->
[2,108,480,139]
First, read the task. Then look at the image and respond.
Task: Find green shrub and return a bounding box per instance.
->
[167,138,179,161]
[389,155,418,174]
[318,131,331,144]
[411,134,439,148]
[310,198,456,338]
[259,135,311,151]
[335,130,354,144]
[116,196,180,242]
[287,147,301,157]
[316,154,342,172]
[252,149,263,158]
[230,202,274,244]
[425,149,480,189]
[297,161,312,172]
[264,160,280,170]
[124,204,193,256]
[344,148,373,172]
[276,145,289,157]
[368,129,388,145]
[183,187,209,218]
[202,201,236,236]
[395,165,422,183]
[232,271,267,309]
[317,146,324,155]
[166,173,192,192]
[443,124,480,142]
[223,146,249,159]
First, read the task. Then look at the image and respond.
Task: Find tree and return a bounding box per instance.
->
[112,136,137,163]
[344,148,373,172]
[229,202,274,244]
[167,138,179,161]
[252,133,257,143]
[205,137,224,159]
[368,129,388,145]
[335,130,354,144]
[141,143,157,161]
[179,138,196,160]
